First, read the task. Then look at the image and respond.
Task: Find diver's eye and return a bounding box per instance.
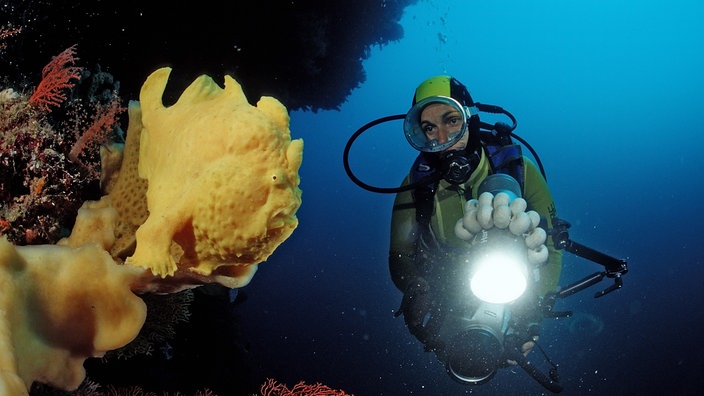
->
[422,123,438,136]
[443,114,464,129]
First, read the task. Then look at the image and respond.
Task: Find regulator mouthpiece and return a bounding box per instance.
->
[441,150,473,185]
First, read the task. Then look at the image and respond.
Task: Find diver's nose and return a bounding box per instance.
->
[437,126,451,144]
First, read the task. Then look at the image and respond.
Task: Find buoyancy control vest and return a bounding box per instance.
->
[411,128,525,227]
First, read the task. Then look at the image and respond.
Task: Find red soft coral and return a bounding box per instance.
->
[28,44,83,112]
[260,378,353,396]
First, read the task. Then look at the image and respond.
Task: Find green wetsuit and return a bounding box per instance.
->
[389,148,562,297]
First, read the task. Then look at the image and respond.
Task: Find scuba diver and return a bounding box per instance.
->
[343,75,628,393]
[388,75,561,384]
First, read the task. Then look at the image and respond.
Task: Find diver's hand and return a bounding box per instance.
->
[397,277,434,341]
[400,277,432,327]
[507,337,538,365]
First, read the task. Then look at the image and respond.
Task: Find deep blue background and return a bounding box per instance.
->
[237,1,704,395]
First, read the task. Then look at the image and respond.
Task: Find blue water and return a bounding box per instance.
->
[238,1,704,395]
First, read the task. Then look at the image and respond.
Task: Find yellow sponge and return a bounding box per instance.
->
[0,237,146,394]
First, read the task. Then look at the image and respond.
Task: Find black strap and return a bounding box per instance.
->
[413,186,435,226]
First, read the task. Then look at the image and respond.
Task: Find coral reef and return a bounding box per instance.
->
[0,87,90,244]
[2,21,304,396]
[1,63,303,395]
[0,44,122,245]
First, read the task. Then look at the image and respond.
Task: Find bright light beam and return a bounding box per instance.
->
[470,252,527,304]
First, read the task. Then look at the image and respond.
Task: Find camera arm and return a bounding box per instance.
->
[540,217,629,317]
[550,217,628,300]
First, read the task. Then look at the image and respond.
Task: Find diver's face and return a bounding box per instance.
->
[420,103,469,152]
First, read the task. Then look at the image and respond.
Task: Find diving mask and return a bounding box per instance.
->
[403,96,479,153]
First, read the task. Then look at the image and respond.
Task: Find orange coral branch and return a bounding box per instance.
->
[28,44,83,112]
[260,378,353,396]
[69,96,125,164]
[0,24,22,49]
